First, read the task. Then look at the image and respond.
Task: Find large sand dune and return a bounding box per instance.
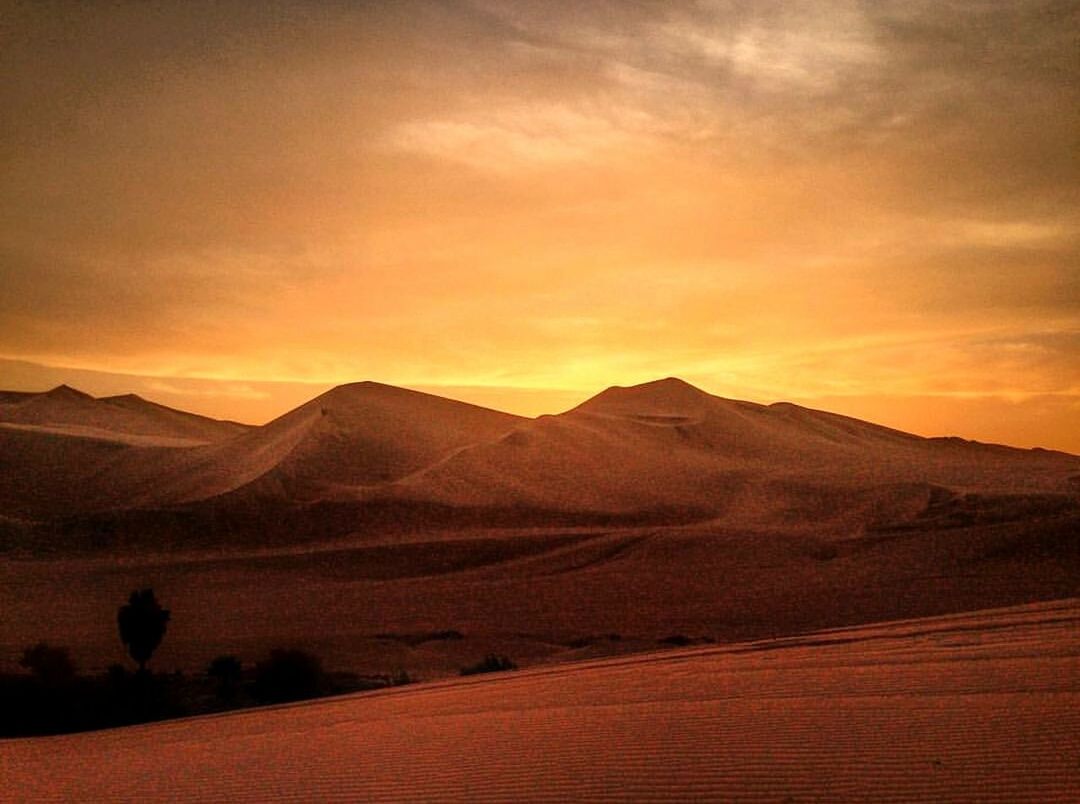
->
[165,381,525,504]
[0,382,522,520]
[1,377,1076,543]
[398,378,1079,521]
[4,598,1077,802]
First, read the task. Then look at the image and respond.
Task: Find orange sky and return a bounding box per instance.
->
[1,2,1078,451]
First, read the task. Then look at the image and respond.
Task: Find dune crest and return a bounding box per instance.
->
[0,378,1076,536]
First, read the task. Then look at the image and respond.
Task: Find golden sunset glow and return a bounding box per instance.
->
[2,2,1077,450]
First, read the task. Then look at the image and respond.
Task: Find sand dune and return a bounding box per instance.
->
[132,381,525,507]
[0,382,522,519]
[3,598,1077,802]
[0,377,1076,540]
[0,386,255,516]
[396,378,1080,525]
[0,385,247,444]
[0,386,249,519]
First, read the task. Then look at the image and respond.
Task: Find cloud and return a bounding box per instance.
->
[143,380,270,400]
[662,1,882,92]
[389,104,648,172]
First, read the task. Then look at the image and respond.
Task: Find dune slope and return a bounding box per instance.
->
[3,598,1077,802]
[0,382,525,519]
[137,381,526,507]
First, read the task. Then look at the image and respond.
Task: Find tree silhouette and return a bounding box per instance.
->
[117,589,170,673]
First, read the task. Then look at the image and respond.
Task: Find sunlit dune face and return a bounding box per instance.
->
[0,1,1077,450]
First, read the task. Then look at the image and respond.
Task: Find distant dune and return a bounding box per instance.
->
[0,377,1076,540]
[0,386,245,518]
[0,384,248,444]
[3,598,1076,802]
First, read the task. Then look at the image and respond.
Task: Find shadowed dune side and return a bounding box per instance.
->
[0,427,176,520]
[2,599,1077,802]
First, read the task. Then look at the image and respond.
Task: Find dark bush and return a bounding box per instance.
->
[460,654,517,676]
[375,630,465,646]
[425,630,465,642]
[659,634,694,646]
[1,643,81,736]
[253,649,325,703]
[207,655,243,701]
[19,642,76,686]
[658,634,715,647]
[566,633,623,649]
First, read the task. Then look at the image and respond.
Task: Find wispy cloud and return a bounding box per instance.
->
[144,380,270,400]
[389,103,655,172]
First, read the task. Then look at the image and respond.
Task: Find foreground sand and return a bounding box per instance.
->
[4,599,1078,802]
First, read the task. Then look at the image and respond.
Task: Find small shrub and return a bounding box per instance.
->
[460,654,517,676]
[375,630,465,646]
[658,635,715,647]
[207,655,243,701]
[19,642,76,686]
[253,649,324,703]
[425,630,464,642]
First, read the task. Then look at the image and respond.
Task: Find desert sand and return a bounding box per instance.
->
[3,598,1077,802]
[0,378,1077,680]
[0,379,1076,802]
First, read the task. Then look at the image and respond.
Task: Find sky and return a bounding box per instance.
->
[1,1,1078,450]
